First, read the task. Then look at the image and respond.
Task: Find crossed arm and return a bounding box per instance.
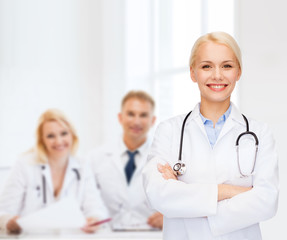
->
[157,163,252,202]
[144,121,278,236]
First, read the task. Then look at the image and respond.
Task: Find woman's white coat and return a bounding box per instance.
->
[0,152,109,231]
[143,103,278,240]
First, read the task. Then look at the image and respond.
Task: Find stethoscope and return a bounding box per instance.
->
[173,111,259,178]
[40,165,81,204]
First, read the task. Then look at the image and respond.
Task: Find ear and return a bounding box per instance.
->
[190,66,197,83]
[118,113,122,124]
[151,116,156,126]
[236,68,242,82]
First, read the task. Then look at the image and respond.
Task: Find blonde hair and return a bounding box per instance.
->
[189,32,242,70]
[121,90,155,111]
[35,109,79,163]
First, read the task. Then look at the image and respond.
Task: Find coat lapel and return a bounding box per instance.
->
[216,103,246,143]
[101,139,128,188]
[189,103,211,144]
[108,144,126,178]
[60,157,80,196]
[40,163,54,198]
[188,102,246,147]
[131,140,150,180]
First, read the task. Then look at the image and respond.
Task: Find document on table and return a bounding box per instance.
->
[112,222,159,232]
[17,197,86,230]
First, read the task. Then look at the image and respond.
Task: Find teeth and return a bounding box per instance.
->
[54,146,65,150]
[209,85,225,89]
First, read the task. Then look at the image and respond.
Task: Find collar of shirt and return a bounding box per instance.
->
[199,104,232,147]
[119,138,150,167]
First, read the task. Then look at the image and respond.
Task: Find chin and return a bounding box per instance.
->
[129,132,143,138]
[52,152,70,158]
[205,95,231,104]
[130,133,142,139]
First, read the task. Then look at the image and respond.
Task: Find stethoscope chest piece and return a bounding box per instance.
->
[173,162,186,176]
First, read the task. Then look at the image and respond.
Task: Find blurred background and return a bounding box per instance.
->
[0,0,286,238]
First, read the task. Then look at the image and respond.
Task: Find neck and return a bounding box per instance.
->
[123,135,146,151]
[48,155,69,170]
[200,99,230,126]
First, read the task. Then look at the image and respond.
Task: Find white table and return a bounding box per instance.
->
[0,229,162,240]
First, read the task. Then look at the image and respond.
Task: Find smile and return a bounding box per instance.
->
[207,84,228,91]
[131,127,142,131]
[53,145,68,151]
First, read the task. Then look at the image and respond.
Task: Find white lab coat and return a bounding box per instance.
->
[0,152,109,232]
[143,103,279,240]
[87,138,155,228]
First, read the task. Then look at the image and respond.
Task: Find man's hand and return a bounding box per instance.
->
[147,212,163,229]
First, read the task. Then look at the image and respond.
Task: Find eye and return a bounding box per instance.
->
[127,112,135,117]
[140,113,148,118]
[61,131,69,136]
[223,64,232,68]
[202,65,211,69]
[46,134,55,139]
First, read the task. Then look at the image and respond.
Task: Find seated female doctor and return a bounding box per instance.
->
[0,109,109,234]
[142,32,279,240]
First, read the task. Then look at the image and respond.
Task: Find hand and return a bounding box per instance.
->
[147,212,163,229]
[157,163,177,180]
[81,217,99,233]
[7,216,21,234]
[218,184,252,201]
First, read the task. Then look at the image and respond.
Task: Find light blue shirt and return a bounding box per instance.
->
[199,104,232,147]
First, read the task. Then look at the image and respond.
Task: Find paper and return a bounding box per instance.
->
[17,197,86,230]
[112,222,157,231]
[111,214,157,231]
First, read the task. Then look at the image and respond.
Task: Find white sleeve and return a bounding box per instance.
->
[80,163,110,220]
[84,149,102,188]
[143,121,218,219]
[208,124,279,236]
[0,159,27,231]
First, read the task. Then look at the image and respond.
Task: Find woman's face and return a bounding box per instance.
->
[42,120,73,161]
[190,41,241,105]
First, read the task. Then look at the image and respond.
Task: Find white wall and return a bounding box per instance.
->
[0,0,128,165]
[237,0,287,238]
[100,0,127,144]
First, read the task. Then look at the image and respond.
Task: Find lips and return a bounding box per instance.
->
[52,145,68,151]
[130,126,142,133]
[207,84,228,91]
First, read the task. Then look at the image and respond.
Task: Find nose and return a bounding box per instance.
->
[55,135,62,144]
[133,115,141,125]
[212,67,223,81]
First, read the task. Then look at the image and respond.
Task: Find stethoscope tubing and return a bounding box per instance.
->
[41,166,80,204]
[178,111,192,161]
[42,166,47,204]
[175,111,259,177]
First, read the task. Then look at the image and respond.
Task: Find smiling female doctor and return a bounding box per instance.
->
[0,109,109,234]
[142,32,279,240]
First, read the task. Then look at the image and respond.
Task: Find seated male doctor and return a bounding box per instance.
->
[87,90,163,230]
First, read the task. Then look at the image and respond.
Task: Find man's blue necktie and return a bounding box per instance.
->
[125,150,138,184]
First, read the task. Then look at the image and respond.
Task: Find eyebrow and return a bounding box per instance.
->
[222,60,235,63]
[199,60,235,64]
